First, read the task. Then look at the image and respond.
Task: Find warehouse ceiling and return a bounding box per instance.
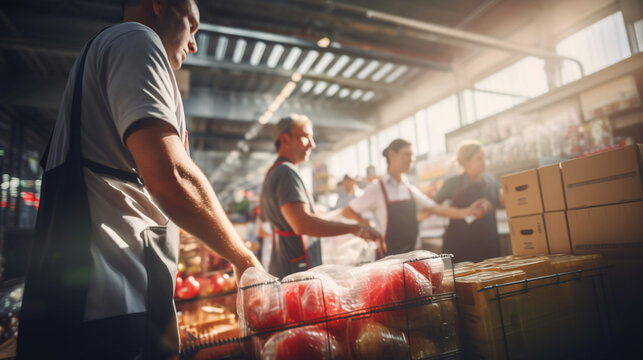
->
[0,0,619,196]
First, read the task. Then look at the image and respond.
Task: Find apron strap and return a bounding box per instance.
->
[81,157,144,185]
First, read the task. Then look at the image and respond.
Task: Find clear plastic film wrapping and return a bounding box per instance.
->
[236,250,460,359]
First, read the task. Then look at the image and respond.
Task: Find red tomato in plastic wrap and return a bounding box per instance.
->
[261,326,342,360]
[408,257,445,293]
[361,264,432,329]
[242,283,287,331]
[282,275,348,338]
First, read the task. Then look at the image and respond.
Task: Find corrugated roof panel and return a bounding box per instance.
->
[266,44,285,68]
[356,60,380,79]
[297,50,319,73]
[371,62,394,81]
[215,36,228,61]
[232,38,247,63]
[313,52,334,74]
[250,41,266,65]
[282,46,302,70]
[342,58,364,78]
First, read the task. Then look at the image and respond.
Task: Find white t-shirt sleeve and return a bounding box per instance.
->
[105,29,180,143]
[410,185,436,211]
[347,182,379,214]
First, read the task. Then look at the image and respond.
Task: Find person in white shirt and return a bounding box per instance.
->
[342,138,488,256]
[17,1,262,359]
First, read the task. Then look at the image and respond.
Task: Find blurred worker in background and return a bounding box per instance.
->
[342,138,487,256]
[260,114,385,278]
[334,174,363,209]
[433,140,503,262]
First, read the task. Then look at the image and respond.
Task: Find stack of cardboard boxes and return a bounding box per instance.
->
[501,143,643,354]
[502,144,643,257]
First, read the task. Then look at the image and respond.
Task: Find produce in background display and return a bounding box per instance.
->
[237,251,459,359]
[175,275,201,299]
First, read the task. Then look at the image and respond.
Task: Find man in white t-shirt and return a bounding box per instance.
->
[17,1,262,359]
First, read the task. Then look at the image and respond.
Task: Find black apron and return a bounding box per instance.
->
[442,175,500,263]
[379,179,419,256]
[17,31,179,360]
[265,159,321,278]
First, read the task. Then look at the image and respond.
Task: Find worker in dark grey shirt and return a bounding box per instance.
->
[433,140,502,262]
[260,114,384,278]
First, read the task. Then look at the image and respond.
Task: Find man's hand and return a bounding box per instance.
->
[233,254,265,284]
[353,224,386,256]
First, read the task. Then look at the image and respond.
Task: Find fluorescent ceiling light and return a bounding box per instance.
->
[362,91,375,102]
[326,55,350,77]
[313,53,335,74]
[300,80,314,93]
[326,84,340,96]
[267,44,285,68]
[356,60,380,80]
[232,38,247,63]
[385,65,408,83]
[297,50,319,73]
[196,33,209,57]
[338,88,351,98]
[283,47,302,70]
[371,62,394,81]
[215,36,228,61]
[313,81,328,95]
[250,41,266,66]
[351,89,364,100]
[342,58,364,78]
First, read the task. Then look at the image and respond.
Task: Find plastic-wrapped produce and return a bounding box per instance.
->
[237,251,457,359]
[261,326,343,360]
[281,272,344,323]
[238,268,287,333]
[347,318,408,360]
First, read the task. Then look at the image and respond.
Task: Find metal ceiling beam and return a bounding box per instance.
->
[184,87,376,132]
[184,56,406,94]
[341,3,585,75]
[198,22,452,72]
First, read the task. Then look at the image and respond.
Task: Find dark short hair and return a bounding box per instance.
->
[382,138,412,165]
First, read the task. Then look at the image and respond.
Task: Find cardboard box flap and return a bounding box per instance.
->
[562,144,643,209]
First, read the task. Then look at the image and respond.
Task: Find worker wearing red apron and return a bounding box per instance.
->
[434,140,502,263]
[263,158,322,277]
[342,139,487,257]
[260,115,384,278]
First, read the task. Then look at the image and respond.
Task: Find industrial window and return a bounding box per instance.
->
[427,96,459,155]
[556,11,631,85]
[466,57,548,122]
[399,116,416,147]
[414,109,430,156]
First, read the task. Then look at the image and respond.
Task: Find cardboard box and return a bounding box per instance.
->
[567,201,643,254]
[543,211,571,254]
[456,270,528,360]
[561,144,643,209]
[508,215,549,256]
[538,164,566,212]
[501,169,543,217]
